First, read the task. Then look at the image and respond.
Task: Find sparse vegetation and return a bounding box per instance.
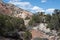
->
[0,13,32,40]
[29,12,45,26]
[25,16,30,20]
[0,0,60,40]
[46,9,60,31]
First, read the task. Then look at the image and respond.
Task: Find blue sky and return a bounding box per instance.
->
[3,0,60,14]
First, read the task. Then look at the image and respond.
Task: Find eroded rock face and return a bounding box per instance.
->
[0,1,33,19]
[0,2,13,16]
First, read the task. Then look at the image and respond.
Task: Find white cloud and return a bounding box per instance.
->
[8,0,32,10]
[46,8,55,13]
[9,0,21,2]
[7,0,45,13]
[41,0,47,3]
[32,6,45,12]
[7,0,55,14]
[8,0,31,6]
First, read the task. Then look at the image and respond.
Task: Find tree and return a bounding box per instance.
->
[0,14,25,34]
[29,12,45,26]
[0,13,32,40]
[47,9,60,31]
[45,14,51,23]
[25,16,30,20]
[23,31,32,40]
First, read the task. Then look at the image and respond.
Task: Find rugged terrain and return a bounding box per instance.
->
[0,0,33,19]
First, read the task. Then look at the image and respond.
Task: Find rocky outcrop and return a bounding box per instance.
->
[0,1,33,19]
[31,29,49,39]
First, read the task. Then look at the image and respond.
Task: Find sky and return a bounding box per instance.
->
[2,0,60,14]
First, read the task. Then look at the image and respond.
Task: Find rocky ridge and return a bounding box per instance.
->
[0,0,33,19]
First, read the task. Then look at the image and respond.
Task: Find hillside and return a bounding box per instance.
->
[0,1,32,40]
[0,13,32,40]
[0,1,33,19]
[0,0,60,40]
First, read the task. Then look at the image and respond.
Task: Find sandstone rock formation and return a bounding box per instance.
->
[0,1,33,19]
